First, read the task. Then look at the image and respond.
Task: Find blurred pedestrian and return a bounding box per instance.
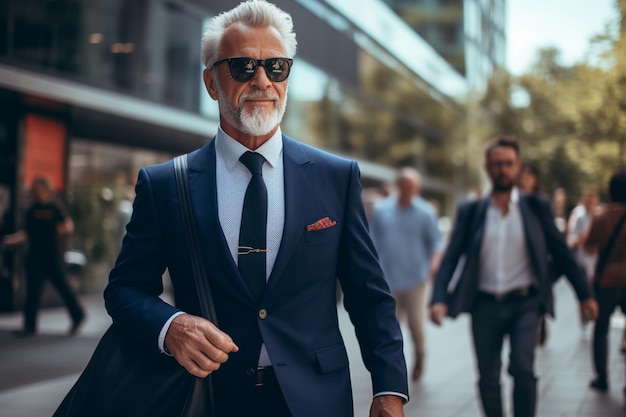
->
[583,171,626,395]
[567,190,600,337]
[370,167,443,382]
[1,177,85,336]
[517,162,542,195]
[430,136,597,417]
[552,187,569,234]
[567,190,600,279]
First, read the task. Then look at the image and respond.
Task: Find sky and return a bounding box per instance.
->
[506,0,619,75]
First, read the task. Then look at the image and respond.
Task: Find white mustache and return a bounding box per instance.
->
[240,92,279,103]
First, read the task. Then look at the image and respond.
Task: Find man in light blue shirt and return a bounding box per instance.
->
[370,167,442,382]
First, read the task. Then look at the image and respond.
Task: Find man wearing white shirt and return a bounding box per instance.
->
[430,136,598,417]
[103,2,407,416]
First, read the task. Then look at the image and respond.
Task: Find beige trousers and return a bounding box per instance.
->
[392,281,428,356]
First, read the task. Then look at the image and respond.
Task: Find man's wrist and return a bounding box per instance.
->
[159,311,186,354]
[374,391,408,404]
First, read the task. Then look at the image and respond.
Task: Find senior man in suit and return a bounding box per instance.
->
[429,136,597,417]
[103,1,408,417]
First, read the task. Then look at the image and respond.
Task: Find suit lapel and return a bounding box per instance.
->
[265,136,313,294]
[186,141,253,300]
[455,197,486,288]
[518,195,542,277]
[469,197,490,256]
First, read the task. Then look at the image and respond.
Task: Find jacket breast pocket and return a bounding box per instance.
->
[315,343,349,374]
[304,226,339,246]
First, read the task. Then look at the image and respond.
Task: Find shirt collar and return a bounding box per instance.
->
[489,187,520,207]
[215,125,283,171]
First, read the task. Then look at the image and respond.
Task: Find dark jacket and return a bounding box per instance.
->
[104,135,408,416]
[431,192,593,318]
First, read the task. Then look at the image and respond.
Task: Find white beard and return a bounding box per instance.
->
[239,101,285,136]
[217,84,287,137]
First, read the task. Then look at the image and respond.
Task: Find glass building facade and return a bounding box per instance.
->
[0,0,504,308]
[384,0,507,91]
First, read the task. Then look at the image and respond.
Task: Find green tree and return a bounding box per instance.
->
[478,1,626,204]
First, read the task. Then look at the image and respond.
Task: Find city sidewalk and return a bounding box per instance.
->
[1,281,625,416]
[0,292,111,417]
[349,280,626,417]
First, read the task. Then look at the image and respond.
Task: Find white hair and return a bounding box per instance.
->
[201,0,298,68]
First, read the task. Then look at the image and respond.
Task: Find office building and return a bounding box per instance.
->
[384,0,506,91]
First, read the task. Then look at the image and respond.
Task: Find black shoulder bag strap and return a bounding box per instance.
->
[174,154,217,417]
[594,210,626,283]
[174,154,218,324]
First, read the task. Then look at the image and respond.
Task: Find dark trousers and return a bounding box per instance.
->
[215,367,292,417]
[592,287,626,384]
[252,369,292,417]
[471,291,540,417]
[23,254,84,332]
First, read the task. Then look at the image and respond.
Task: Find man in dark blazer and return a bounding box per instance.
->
[429,136,598,417]
[103,2,408,417]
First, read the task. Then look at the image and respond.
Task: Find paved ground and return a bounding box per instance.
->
[0,280,625,416]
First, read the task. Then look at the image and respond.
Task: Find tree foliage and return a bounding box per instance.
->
[478,0,626,204]
[307,51,473,208]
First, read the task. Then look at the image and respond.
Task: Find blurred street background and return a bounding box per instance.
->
[2,1,626,416]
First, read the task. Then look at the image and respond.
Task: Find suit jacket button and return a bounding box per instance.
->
[258,309,268,320]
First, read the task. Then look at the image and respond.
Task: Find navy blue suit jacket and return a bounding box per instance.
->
[431,192,593,318]
[104,135,408,416]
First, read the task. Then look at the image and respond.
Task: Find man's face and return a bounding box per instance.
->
[485,146,521,192]
[396,176,418,199]
[583,192,599,211]
[203,23,289,138]
[32,183,52,203]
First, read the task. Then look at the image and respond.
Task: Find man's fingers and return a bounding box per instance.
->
[199,338,232,364]
[203,323,239,354]
[165,314,238,372]
[179,355,221,378]
[581,299,599,321]
[189,351,222,374]
[429,304,447,326]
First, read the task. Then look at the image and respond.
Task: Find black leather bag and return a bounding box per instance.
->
[52,325,201,417]
[53,154,216,417]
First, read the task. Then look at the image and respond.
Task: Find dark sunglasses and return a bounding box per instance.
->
[212,57,293,82]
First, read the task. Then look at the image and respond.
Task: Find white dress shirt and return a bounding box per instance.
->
[158,126,285,366]
[214,127,285,278]
[479,188,535,295]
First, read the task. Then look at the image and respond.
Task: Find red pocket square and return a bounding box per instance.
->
[307,217,337,232]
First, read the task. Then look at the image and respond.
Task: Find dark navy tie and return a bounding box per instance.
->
[238,151,267,302]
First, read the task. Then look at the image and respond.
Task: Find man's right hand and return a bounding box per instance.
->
[164,314,239,378]
[429,303,448,326]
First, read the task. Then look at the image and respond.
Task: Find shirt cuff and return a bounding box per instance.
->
[374,391,409,404]
[158,311,186,355]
